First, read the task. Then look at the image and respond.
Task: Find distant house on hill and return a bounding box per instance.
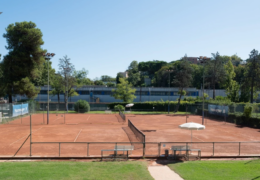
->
[182,57,211,64]
[186,57,199,64]
[118,71,128,78]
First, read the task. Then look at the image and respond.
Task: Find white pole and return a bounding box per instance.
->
[47,60,49,125]
[191,130,192,150]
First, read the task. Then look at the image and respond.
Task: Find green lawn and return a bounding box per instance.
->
[168,159,260,180]
[0,161,153,180]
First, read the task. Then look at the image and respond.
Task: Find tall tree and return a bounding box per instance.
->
[73,68,88,86]
[191,64,203,89]
[127,60,140,86]
[172,57,193,112]
[138,60,167,86]
[106,82,116,87]
[81,78,94,85]
[112,78,136,103]
[244,49,260,103]
[154,65,172,87]
[223,59,236,89]
[231,54,243,66]
[100,75,115,82]
[50,74,63,103]
[0,55,5,97]
[94,80,105,85]
[116,73,124,84]
[224,59,239,102]
[234,65,246,85]
[1,21,45,102]
[58,55,78,110]
[138,60,167,75]
[33,61,56,86]
[0,54,2,79]
[205,52,226,99]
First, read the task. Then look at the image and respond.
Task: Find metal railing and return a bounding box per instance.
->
[27,141,260,157]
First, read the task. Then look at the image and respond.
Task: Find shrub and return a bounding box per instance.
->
[74,100,90,113]
[184,97,196,102]
[243,104,252,119]
[114,104,125,111]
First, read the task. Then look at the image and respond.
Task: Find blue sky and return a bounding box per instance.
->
[0,0,260,79]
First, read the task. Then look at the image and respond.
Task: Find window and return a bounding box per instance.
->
[151,92,168,96]
[40,90,47,94]
[80,91,89,95]
[135,91,148,95]
[173,92,179,96]
[103,91,111,95]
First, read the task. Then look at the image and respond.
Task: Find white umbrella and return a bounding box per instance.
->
[126,104,134,111]
[179,122,205,149]
[125,104,134,107]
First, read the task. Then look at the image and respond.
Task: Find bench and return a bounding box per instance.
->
[115,145,134,154]
[187,149,201,161]
[101,149,129,161]
[101,145,134,161]
[170,146,201,161]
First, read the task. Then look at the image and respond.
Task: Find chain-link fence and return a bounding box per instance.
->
[38,102,108,112]
[0,101,38,124]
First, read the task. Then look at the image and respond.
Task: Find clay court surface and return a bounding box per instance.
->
[0,114,260,157]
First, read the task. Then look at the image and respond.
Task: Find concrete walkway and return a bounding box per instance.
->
[148,161,184,180]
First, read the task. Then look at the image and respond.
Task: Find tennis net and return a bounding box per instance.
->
[128,119,145,143]
[119,110,126,122]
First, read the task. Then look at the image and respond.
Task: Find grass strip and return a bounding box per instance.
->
[168,159,260,180]
[0,161,153,180]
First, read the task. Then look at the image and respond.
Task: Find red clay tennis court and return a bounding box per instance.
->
[0,113,260,157]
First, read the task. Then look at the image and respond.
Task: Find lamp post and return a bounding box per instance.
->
[148,88,152,101]
[43,52,55,125]
[166,70,173,114]
[63,67,70,112]
[198,56,209,125]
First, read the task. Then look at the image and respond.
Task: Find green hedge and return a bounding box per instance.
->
[108,101,195,112]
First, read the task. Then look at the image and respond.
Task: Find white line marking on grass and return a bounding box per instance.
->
[74,129,82,142]
[9,127,43,145]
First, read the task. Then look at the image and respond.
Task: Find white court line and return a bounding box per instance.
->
[192,136,205,142]
[52,116,62,123]
[86,116,90,121]
[74,129,82,142]
[9,127,43,145]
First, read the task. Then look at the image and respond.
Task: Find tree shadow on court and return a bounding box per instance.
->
[235,125,260,131]
[155,159,185,166]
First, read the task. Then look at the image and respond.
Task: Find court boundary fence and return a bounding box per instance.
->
[27,141,260,157]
